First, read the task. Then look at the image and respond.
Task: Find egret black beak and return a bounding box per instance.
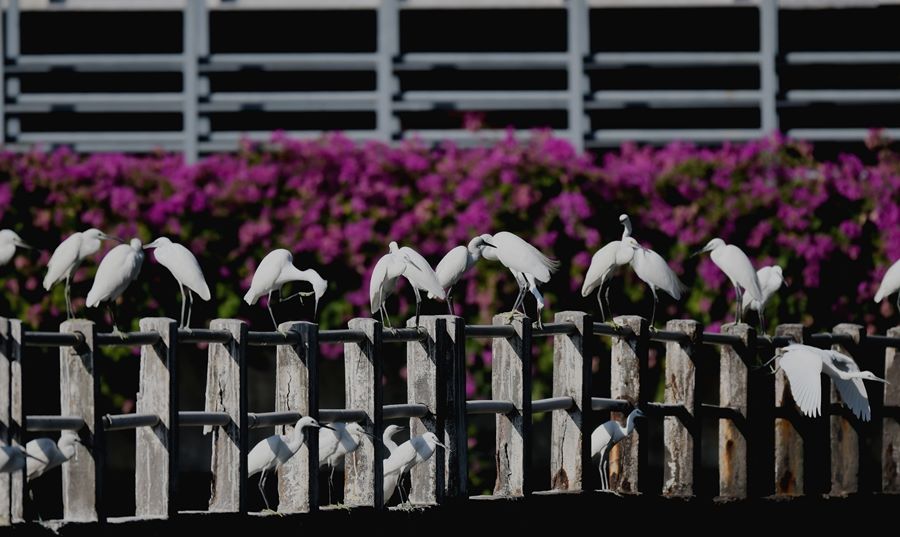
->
[15,241,33,250]
[483,241,497,248]
[320,424,336,431]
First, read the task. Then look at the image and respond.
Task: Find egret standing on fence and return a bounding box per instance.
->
[144,237,211,329]
[318,422,370,503]
[248,416,331,511]
[383,431,446,504]
[244,249,328,330]
[592,408,644,490]
[778,344,887,421]
[86,238,144,334]
[875,258,900,314]
[694,238,762,324]
[44,229,121,319]
[485,232,559,328]
[26,431,79,481]
[430,235,495,315]
[741,265,784,333]
[369,242,445,328]
[383,424,405,455]
[0,230,33,267]
[620,237,686,327]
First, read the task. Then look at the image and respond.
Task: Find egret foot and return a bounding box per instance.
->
[502,310,524,324]
[111,327,127,340]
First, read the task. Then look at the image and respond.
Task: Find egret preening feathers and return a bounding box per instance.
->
[0,229,32,266]
[369,241,445,328]
[778,344,888,421]
[430,235,495,314]
[248,416,330,511]
[741,265,784,333]
[244,249,328,330]
[485,231,559,328]
[86,238,144,333]
[144,237,211,329]
[875,258,900,314]
[383,431,446,504]
[44,229,121,319]
[621,237,686,327]
[695,238,762,324]
[592,408,644,490]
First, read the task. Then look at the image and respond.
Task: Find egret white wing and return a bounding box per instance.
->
[369,253,404,313]
[155,242,211,300]
[875,259,900,302]
[582,242,620,297]
[630,246,687,300]
[86,244,142,307]
[825,351,871,422]
[44,233,82,290]
[715,245,763,301]
[590,421,615,459]
[492,231,559,283]
[25,438,58,480]
[398,246,445,299]
[318,426,342,467]
[434,246,469,289]
[779,345,824,418]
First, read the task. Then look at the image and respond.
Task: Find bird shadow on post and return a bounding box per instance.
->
[406,315,446,506]
[136,317,179,519]
[59,319,101,523]
[276,321,319,514]
[343,318,383,509]
[883,326,900,493]
[204,319,247,513]
[609,315,645,494]
[663,319,702,498]
[492,314,532,498]
[550,311,593,494]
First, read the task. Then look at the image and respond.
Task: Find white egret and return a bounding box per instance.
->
[318,422,370,503]
[26,431,79,481]
[778,344,887,421]
[694,238,762,324]
[741,265,784,333]
[0,445,26,474]
[86,238,144,334]
[248,416,331,511]
[382,424,405,455]
[369,242,445,328]
[144,237,211,328]
[383,431,445,504]
[591,408,644,490]
[481,242,532,316]
[0,229,33,266]
[243,249,328,330]
[621,237,687,327]
[429,236,495,314]
[875,258,900,313]
[44,229,120,318]
[486,232,559,328]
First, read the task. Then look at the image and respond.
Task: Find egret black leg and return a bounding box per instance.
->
[64,275,73,319]
[604,285,613,321]
[259,469,270,511]
[186,289,194,329]
[446,286,454,315]
[596,285,606,322]
[412,285,422,328]
[178,281,186,328]
[267,290,278,330]
[650,288,659,328]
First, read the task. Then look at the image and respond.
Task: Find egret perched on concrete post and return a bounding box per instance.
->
[44,229,121,319]
[26,431,79,481]
[620,237,687,327]
[86,238,144,334]
[875,258,900,315]
[484,232,559,328]
[694,238,762,324]
[430,235,495,314]
[777,344,887,421]
[318,422,371,503]
[592,408,644,490]
[244,249,328,330]
[369,242,445,329]
[248,416,331,511]
[383,431,445,505]
[741,265,784,334]
[144,237,211,329]
[0,229,33,267]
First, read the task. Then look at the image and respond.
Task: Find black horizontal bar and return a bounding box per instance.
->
[103,413,159,431]
[383,328,426,343]
[866,335,900,348]
[26,415,85,431]
[809,332,855,346]
[591,322,635,338]
[701,403,744,420]
[24,332,84,347]
[179,411,230,427]
[643,403,687,416]
[319,329,366,343]
[246,330,300,346]
[590,397,630,412]
[319,408,368,422]
[532,396,574,413]
[383,403,429,420]
[466,399,515,415]
[465,325,517,338]
[758,335,795,348]
[532,323,576,337]
[96,331,161,346]
[701,332,744,346]
[248,411,300,429]
[178,329,233,344]
[649,330,692,344]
